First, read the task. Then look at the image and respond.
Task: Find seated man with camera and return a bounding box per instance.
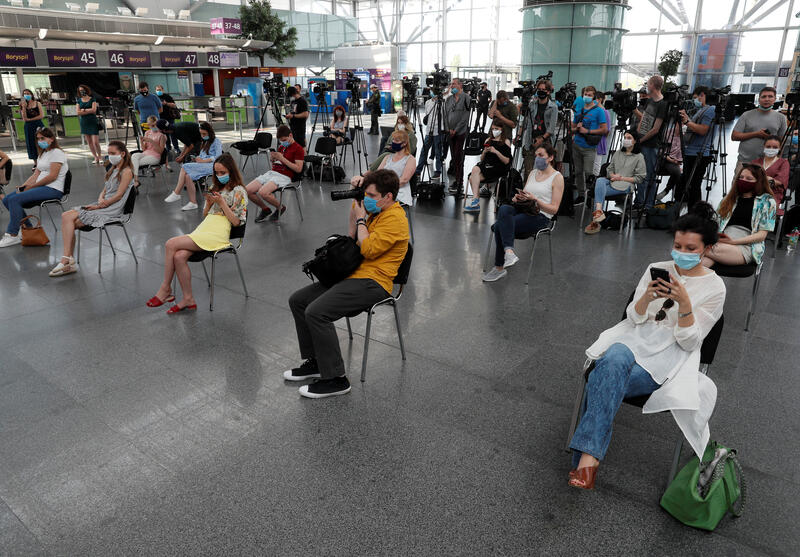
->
[244,125,305,222]
[285,169,410,398]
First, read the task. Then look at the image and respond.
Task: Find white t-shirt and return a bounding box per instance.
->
[523,169,560,219]
[36,148,69,193]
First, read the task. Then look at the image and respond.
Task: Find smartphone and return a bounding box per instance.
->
[650,267,671,283]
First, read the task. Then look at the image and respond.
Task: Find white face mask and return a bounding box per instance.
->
[763,147,779,158]
[622,139,633,148]
[397,124,406,130]
[491,129,501,137]
[108,154,122,165]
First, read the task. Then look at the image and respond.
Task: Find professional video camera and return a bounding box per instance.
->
[330,185,364,202]
[461,76,481,99]
[663,83,690,106]
[313,81,329,95]
[513,81,536,104]
[706,85,731,107]
[402,75,419,97]
[555,81,577,110]
[116,89,134,106]
[424,64,452,97]
[602,83,638,117]
[263,73,285,96]
[345,71,361,97]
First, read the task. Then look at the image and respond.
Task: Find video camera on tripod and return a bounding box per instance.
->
[423,64,451,97]
[345,71,361,97]
[706,85,731,108]
[402,75,419,98]
[601,83,638,119]
[555,81,577,111]
[116,89,134,107]
[663,83,691,110]
[461,77,481,99]
[263,73,284,97]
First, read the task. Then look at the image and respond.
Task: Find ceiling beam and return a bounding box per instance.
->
[646,0,682,26]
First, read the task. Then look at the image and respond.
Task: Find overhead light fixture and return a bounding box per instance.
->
[28,0,43,7]
[65,2,81,11]
[10,0,24,6]
[163,9,176,19]
[242,34,253,48]
[85,2,99,12]
[178,9,191,20]
[38,28,48,39]
[135,7,149,16]
[117,7,132,15]
[154,35,165,45]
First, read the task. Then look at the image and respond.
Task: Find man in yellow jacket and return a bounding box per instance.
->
[286,170,410,398]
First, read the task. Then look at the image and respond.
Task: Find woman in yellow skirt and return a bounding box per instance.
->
[146,153,248,314]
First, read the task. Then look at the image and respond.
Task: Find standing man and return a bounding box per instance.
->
[285,86,309,148]
[367,84,382,135]
[476,82,492,131]
[675,86,716,208]
[731,86,787,175]
[445,78,472,195]
[155,84,180,151]
[521,79,557,179]
[634,75,668,209]
[570,85,608,205]
[133,81,162,128]
[487,90,519,143]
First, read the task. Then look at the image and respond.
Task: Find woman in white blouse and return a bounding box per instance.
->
[568,202,726,490]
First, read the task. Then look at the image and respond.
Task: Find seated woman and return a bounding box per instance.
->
[0,148,10,200]
[702,164,776,268]
[568,203,726,490]
[464,120,512,213]
[147,153,247,314]
[48,141,134,277]
[584,131,646,234]
[353,129,416,207]
[131,116,167,187]
[751,135,789,215]
[164,122,221,211]
[329,105,349,144]
[369,114,418,172]
[0,128,68,248]
[482,142,563,282]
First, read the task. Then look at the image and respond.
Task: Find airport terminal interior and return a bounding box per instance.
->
[0,0,798,554]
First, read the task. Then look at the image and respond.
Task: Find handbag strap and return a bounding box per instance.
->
[702,449,746,517]
[19,214,41,229]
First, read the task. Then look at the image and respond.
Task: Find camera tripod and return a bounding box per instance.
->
[418,93,448,185]
[122,106,142,150]
[346,90,370,174]
[307,90,330,149]
[402,89,422,137]
[258,87,285,131]
[701,112,729,201]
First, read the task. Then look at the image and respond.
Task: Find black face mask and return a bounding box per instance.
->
[141,90,148,96]
[536,90,548,99]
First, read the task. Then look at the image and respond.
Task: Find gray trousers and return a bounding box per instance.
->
[571,143,597,195]
[289,278,389,378]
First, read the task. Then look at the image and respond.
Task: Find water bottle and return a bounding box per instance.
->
[787,228,800,254]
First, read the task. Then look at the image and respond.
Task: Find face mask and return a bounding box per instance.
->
[792,136,799,145]
[78,90,86,96]
[24,94,32,101]
[583,95,593,104]
[646,86,652,95]
[107,154,122,165]
[156,90,163,96]
[536,90,548,99]
[217,174,230,185]
[534,156,548,171]
[622,139,633,148]
[141,91,148,96]
[671,249,701,270]
[764,147,779,158]
[390,141,404,152]
[693,98,702,108]
[200,135,209,141]
[397,124,406,131]
[737,179,756,194]
[491,129,501,137]
[682,124,688,134]
[363,196,382,214]
[37,140,49,149]
[758,101,773,111]
[451,87,459,95]
[280,140,290,148]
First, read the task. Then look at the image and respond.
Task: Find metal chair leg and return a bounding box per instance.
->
[667,435,684,487]
[277,189,284,222]
[346,317,353,340]
[548,232,554,274]
[393,302,406,360]
[104,228,117,257]
[42,204,57,231]
[360,311,373,382]
[234,252,248,297]
[483,225,494,272]
[76,230,81,263]
[565,373,588,452]
[745,266,761,331]
[579,196,587,229]
[525,236,537,285]
[294,188,303,221]
[121,224,138,265]
[619,194,629,236]
[97,229,103,274]
[200,260,211,287]
[209,257,216,311]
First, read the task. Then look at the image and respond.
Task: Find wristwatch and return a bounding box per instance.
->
[679,311,693,318]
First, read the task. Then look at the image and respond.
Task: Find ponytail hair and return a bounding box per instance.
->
[671,201,719,246]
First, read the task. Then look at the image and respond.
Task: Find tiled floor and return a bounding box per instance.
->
[0,125,797,555]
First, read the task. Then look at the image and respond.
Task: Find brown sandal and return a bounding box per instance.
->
[568,466,598,490]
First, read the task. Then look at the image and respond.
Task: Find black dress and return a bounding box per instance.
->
[477,140,512,182]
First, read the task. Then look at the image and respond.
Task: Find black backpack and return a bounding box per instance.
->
[302,235,364,287]
[321,165,346,183]
[416,180,446,201]
[464,132,488,156]
[496,168,524,205]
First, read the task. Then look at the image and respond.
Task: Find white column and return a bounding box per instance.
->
[213,69,220,96]
[15,68,26,94]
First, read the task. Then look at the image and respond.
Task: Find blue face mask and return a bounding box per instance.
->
[280,140,290,148]
[693,98,702,108]
[583,95,594,104]
[671,249,702,270]
[37,140,49,149]
[24,94,32,101]
[451,87,459,95]
[200,135,209,141]
[363,196,382,214]
[534,156,548,170]
[792,136,798,145]
[156,90,163,96]
[217,174,230,185]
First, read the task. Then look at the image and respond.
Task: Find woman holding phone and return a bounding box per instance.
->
[702,164,776,267]
[147,153,247,314]
[568,202,726,490]
[482,142,563,282]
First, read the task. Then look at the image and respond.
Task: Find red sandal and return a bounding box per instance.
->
[568,466,598,490]
[166,303,197,315]
[146,294,175,307]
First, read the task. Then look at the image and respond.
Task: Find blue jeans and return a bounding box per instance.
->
[416,133,444,174]
[2,186,62,234]
[635,145,659,208]
[569,343,659,468]
[493,204,551,267]
[24,120,44,162]
[594,177,630,208]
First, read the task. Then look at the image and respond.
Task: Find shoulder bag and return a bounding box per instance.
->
[302,234,364,287]
[576,106,602,146]
[20,215,50,246]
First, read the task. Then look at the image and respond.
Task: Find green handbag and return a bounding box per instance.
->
[660,441,746,531]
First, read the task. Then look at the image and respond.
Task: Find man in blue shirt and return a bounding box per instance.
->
[676,85,716,208]
[133,81,162,126]
[570,85,608,204]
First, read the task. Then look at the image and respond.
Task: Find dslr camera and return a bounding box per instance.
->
[330,185,364,202]
[555,81,577,110]
[602,83,638,117]
[424,64,452,97]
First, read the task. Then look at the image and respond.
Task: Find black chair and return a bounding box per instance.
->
[275,174,304,222]
[711,261,762,331]
[187,224,249,311]
[564,290,725,487]
[76,185,139,273]
[134,148,170,192]
[22,169,71,230]
[338,130,355,168]
[768,185,793,256]
[304,137,338,184]
[0,159,11,201]
[483,215,557,284]
[231,132,272,173]
[345,244,413,382]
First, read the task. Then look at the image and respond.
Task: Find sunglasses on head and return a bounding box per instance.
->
[655,299,675,322]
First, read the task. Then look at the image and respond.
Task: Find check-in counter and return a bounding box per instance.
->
[11,105,50,139]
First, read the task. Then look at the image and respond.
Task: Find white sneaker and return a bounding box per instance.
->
[164,192,181,203]
[482,268,508,282]
[0,233,21,248]
[181,202,199,211]
[504,251,519,268]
